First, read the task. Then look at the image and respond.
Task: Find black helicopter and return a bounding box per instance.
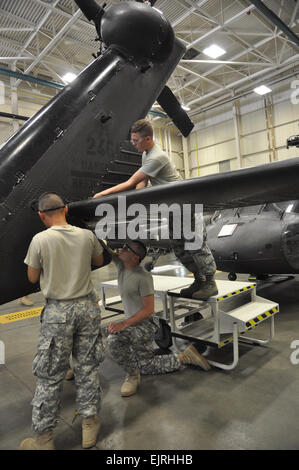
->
[205,136,299,281]
[206,199,299,281]
[0,0,194,305]
[0,0,299,305]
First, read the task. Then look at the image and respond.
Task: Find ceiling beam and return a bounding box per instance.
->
[0,57,33,61]
[186,5,256,49]
[249,0,299,48]
[187,54,299,107]
[12,0,60,73]
[181,59,274,66]
[15,8,82,87]
[174,29,291,96]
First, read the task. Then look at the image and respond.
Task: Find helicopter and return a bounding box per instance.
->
[204,135,299,281]
[0,0,194,305]
[206,199,299,281]
[0,0,299,305]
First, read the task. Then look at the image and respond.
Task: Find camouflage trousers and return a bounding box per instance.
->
[171,215,216,277]
[107,317,181,375]
[31,293,105,433]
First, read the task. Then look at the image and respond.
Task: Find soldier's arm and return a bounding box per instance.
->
[93,169,148,198]
[135,177,149,189]
[27,266,41,284]
[91,253,104,267]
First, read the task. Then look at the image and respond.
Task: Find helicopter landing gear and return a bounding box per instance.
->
[228,272,237,281]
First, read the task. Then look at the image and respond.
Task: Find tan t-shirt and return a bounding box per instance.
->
[140,143,182,186]
[24,225,103,300]
[113,255,154,319]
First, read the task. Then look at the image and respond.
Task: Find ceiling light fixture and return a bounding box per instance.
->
[62,72,77,83]
[254,85,272,95]
[182,104,190,111]
[203,44,226,59]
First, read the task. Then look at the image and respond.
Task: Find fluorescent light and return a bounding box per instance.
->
[62,72,77,83]
[254,85,272,95]
[182,104,190,111]
[203,44,226,59]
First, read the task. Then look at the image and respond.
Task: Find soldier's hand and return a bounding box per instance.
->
[108,321,127,334]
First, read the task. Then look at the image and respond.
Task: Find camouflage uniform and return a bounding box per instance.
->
[173,220,216,277]
[107,317,181,375]
[31,293,105,433]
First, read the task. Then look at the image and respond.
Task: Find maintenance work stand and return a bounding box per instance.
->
[167,279,279,370]
[100,275,194,319]
[100,276,279,370]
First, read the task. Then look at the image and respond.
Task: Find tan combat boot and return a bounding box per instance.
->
[19,430,55,450]
[82,415,101,449]
[18,296,34,306]
[120,370,140,397]
[192,276,218,301]
[178,344,211,371]
[180,275,205,298]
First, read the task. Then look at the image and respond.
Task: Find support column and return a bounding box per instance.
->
[0,78,4,105]
[182,135,190,179]
[232,98,242,169]
[168,129,173,159]
[10,65,19,134]
[264,94,277,162]
[164,127,169,155]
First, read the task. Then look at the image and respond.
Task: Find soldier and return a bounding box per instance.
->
[93,119,218,301]
[107,239,211,397]
[20,193,105,450]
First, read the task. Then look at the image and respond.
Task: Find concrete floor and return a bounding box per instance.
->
[1,254,299,451]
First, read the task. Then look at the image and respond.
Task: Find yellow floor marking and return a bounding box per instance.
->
[0,307,43,324]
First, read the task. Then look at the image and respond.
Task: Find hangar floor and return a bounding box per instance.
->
[1,254,299,451]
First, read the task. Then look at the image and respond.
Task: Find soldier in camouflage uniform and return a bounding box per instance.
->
[172,214,217,299]
[107,240,211,398]
[93,119,218,300]
[20,193,106,450]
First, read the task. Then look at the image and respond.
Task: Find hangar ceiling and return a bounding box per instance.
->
[0,0,298,127]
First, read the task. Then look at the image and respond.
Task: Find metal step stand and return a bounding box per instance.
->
[167,280,279,370]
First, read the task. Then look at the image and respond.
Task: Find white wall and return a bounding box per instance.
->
[188,108,236,177]
[186,77,299,178]
[153,125,183,175]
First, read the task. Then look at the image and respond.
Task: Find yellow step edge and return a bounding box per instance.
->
[0,307,43,324]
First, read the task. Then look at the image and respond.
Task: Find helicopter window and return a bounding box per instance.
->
[276,201,299,213]
[222,208,238,217]
[211,208,238,221]
[262,203,275,212]
[237,205,262,215]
